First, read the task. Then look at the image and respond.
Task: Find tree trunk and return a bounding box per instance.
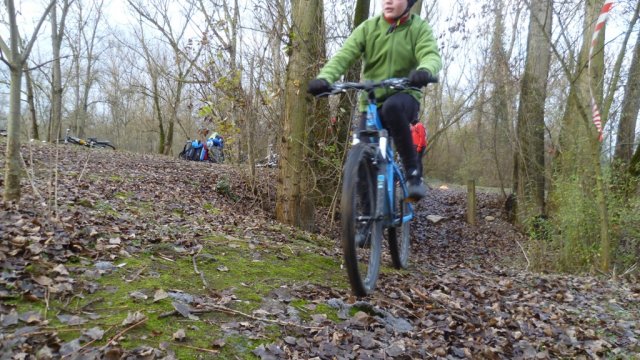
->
[513,0,552,226]
[489,0,511,197]
[73,39,82,137]
[163,79,182,156]
[270,0,286,159]
[331,0,369,205]
[631,144,640,177]
[49,0,71,142]
[354,0,370,23]
[411,0,423,15]
[50,4,62,142]
[276,0,324,230]
[613,32,640,166]
[24,64,39,140]
[2,0,55,202]
[79,1,103,138]
[152,75,165,154]
[5,66,23,202]
[164,106,176,156]
[324,0,371,205]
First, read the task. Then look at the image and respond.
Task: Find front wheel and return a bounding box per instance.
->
[93,143,115,150]
[388,173,411,269]
[341,143,382,297]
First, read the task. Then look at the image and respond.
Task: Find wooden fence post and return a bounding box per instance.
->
[467,180,476,225]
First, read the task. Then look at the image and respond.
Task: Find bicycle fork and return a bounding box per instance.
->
[374,130,389,222]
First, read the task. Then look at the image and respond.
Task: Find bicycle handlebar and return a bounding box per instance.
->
[315,76,439,97]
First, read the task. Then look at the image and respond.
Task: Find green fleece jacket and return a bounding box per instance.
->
[317,14,442,111]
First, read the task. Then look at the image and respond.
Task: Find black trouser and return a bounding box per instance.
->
[360,93,420,177]
[416,148,425,178]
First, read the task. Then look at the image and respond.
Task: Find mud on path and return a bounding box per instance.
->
[1,141,639,359]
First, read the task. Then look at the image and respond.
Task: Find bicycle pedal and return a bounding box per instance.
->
[404,197,419,203]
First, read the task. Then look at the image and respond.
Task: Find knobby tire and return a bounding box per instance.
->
[388,171,411,269]
[93,143,115,150]
[341,143,382,297]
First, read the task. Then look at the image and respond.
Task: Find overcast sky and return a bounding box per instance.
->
[2,0,635,93]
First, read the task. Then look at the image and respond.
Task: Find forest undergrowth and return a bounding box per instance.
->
[1,141,639,359]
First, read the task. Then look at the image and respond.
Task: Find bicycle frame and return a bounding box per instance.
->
[320,77,437,295]
[357,98,413,229]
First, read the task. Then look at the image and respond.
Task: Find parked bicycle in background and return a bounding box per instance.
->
[58,129,115,150]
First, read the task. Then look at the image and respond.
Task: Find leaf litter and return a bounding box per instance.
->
[0,141,638,358]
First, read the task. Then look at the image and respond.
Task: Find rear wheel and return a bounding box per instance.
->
[341,143,382,297]
[388,172,411,269]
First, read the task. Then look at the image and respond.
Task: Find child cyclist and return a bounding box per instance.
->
[307,0,442,201]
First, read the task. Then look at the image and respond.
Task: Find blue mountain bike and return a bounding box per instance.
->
[317,77,435,296]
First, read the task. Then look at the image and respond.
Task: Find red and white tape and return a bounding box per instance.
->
[588,1,614,142]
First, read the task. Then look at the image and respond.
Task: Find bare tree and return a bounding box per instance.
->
[613,2,640,167]
[488,0,514,198]
[48,0,74,142]
[554,0,611,271]
[24,62,39,139]
[0,0,56,202]
[67,0,105,138]
[631,143,640,178]
[128,0,205,155]
[512,0,553,226]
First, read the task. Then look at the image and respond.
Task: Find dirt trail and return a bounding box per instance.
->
[1,142,638,359]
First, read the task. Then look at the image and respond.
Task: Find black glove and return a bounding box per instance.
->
[307,78,331,96]
[408,69,433,87]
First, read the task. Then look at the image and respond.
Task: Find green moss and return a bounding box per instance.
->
[76,198,94,208]
[290,300,340,323]
[314,304,341,323]
[203,203,222,215]
[131,201,154,214]
[7,229,346,357]
[94,201,118,216]
[114,191,132,200]
[172,208,184,216]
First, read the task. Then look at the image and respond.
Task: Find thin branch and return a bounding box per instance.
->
[192,245,208,288]
[171,343,220,354]
[77,152,92,182]
[19,149,46,204]
[206,304,324,330]
[2,327,85,341]
[21,0,57,64]
[601,0,640,124]
[70,325,116,359]
[621,263,638,277]
[515,237,531,271]
[25,55,73,72]
[101,317,147,350]
[0,35,10,57]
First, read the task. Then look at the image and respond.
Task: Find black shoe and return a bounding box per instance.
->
[406,170,426,201]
